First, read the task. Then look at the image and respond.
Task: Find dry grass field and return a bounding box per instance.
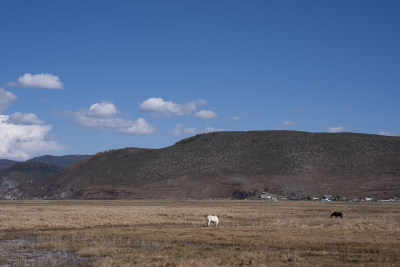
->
[0,200,399,266]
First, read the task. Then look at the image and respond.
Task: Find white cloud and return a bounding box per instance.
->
[0,88,18,112]
[7,112,45,125]
[200,126,223,133]
[88,101,118,117]
[277,120,295,130]
[195,110,217,119]
[378,131,393,136]
[139,98,206,117]
[328,126,344,133]
[231,116,240,121]
[171,123,196,136]
[0,114,62,160]
[10,73,64,89]
[66,102,156,135]
[171,124,222,136]
[117,118,156,135]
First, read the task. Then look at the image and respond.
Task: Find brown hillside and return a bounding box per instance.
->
[45,131,400,199]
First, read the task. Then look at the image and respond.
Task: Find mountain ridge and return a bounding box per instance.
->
[26,155,91,169]
[45,131,400,200]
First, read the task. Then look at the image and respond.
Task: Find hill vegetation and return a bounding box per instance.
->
[0,162,63,199]
[0,159,18,169]
[45,131,400,200]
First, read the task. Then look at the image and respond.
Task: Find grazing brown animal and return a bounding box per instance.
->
[330,212,343,218]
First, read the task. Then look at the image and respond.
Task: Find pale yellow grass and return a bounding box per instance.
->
[0,200,399,266]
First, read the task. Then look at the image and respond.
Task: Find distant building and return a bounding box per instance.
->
[260,192,272,199]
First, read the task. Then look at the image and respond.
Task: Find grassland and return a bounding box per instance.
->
[0,200,399,266]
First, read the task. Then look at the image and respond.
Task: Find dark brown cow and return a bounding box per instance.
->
[330,212,343,218]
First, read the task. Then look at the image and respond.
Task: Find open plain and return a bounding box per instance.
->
[0,200,399,266]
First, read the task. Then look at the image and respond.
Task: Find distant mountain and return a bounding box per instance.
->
[26,155,91,169]
[0,162,63,198]
[0,159,19,169]
[45,131,400,200]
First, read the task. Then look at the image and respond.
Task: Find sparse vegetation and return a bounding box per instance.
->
[0,200,399,266]
[0,162,63,199]
[46,131,400,200]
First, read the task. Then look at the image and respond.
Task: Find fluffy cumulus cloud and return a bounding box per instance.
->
[139,98,206,117]
[66,101,156,135]
[87,101,119,117]
[10,73,64,89]
[0,114,62,160]
[328,126,344,133]
[0,88,18,112]
[117,118,156,135]
[194,110,217,119]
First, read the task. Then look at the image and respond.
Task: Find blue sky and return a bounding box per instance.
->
[1,0,399,160]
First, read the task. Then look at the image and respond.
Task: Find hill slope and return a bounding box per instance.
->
[0,159,19,169]
[46,131,400,199]
[0,162,63,198]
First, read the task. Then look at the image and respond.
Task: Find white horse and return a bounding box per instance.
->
[206,215,219,226]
